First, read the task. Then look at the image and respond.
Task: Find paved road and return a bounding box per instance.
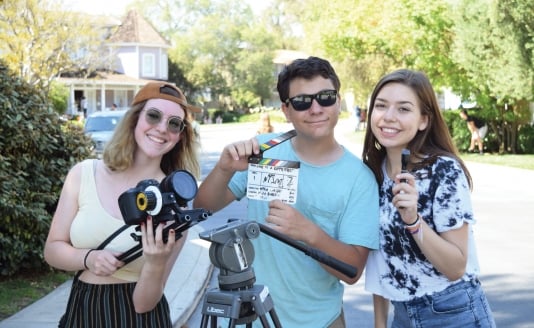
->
[188,119,534,328]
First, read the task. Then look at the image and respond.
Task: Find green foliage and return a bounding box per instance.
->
[0,61,93,276]
[48,81,68,114]
[0,0,111,96]
[518,124,534,154]
[211,109,241,123]
[231,89,261,109]
[161,0,281,109]
[288,0,533,153]
[444,109,534,154]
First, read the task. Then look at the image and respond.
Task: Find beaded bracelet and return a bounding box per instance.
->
[84,249,95,270]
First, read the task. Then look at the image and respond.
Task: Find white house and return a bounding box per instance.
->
[58,10,171,117]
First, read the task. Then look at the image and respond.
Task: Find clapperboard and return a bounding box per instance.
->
[247,130,300,204]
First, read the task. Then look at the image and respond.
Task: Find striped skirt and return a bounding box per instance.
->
[59,278,172,328]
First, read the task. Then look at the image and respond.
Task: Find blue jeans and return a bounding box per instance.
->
[391,279,496,328]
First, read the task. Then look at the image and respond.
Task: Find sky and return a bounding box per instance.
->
[62,0,269,16]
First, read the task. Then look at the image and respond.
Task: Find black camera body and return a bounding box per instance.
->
[118,170,199,225]
[116,170,211,264]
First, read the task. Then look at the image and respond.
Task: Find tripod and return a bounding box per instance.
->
[199,220,281,327]
[199,268,282,328]
[197,219,358,328]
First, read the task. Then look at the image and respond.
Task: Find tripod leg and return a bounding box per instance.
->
[199,314,209,328]
[258,315,272,328]
[268,308,283,328]
[199,314,218,328]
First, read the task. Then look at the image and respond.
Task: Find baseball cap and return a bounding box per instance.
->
[132,82,201,113]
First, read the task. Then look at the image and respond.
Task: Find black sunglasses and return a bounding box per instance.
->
[285,90,338,111]
[143,108,185,134]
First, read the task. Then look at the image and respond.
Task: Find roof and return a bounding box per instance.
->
[57,71,154,87]
[107,10,170,47]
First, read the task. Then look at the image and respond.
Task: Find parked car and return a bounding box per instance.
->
[84,110,127,157]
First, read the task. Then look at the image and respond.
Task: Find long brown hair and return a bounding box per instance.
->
[103,101,200,178]
[362,69,472,188]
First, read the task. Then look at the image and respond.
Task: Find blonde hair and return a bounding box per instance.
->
[103,101,200,178]
[257,112,274,134]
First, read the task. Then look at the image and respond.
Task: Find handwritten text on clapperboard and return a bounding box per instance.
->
[247,162,299,204]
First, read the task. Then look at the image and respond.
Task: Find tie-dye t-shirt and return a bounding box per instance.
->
[365,156,481,301]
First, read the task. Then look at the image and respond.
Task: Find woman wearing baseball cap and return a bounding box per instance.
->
[45,82,201,327]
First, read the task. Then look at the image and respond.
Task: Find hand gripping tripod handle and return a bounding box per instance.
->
[259,223,358,279]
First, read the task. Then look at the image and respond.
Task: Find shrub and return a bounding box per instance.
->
[445,109,534,154]
[48,81,69,115]
[518,124,534,154]
[0,61,93,276]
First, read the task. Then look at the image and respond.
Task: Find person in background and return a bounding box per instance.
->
[459,108,487,154]
[362,69,495,328]
[194,56,379,328]
[256,112,275,134]
[111,103,118,110]
[353,104,361,131]
[44,82,201,327]
[81,96,87,118]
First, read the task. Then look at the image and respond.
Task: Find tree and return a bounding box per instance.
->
[452,0,534,153]
[0,0,108,97]
[134,0,282,110]
[286,0,466,107]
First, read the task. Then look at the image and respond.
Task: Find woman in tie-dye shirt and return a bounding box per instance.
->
[362,69,495,328]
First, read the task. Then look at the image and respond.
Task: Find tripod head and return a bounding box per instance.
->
[199,218,358,291]
[199,219,260,290]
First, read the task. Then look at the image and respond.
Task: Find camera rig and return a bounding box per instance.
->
[116,170,211,264]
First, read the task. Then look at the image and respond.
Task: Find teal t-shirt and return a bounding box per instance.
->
[228,132,379,328]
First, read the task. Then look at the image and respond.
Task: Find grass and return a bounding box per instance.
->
[343,130,534,171]
[0,270,72,320]
[460,153,534,170]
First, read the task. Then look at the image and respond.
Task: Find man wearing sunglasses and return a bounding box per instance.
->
[194,56,379,328]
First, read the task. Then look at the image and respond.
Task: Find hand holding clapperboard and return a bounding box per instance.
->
[246,130,299,204]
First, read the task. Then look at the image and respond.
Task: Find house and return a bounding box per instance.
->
[58,10,171,117]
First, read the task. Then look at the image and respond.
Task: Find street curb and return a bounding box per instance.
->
[168,227,213,327]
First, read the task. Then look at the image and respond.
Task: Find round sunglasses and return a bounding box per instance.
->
[285,89,338,111]
[143,108,185,134]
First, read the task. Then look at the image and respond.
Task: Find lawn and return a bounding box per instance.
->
[0,270,71,320]
[343,130,534,171]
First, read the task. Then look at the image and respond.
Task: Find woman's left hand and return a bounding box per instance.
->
[140,216,176,266]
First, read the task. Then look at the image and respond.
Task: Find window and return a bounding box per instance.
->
[142,53,155,77]
[160,53,168,80]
